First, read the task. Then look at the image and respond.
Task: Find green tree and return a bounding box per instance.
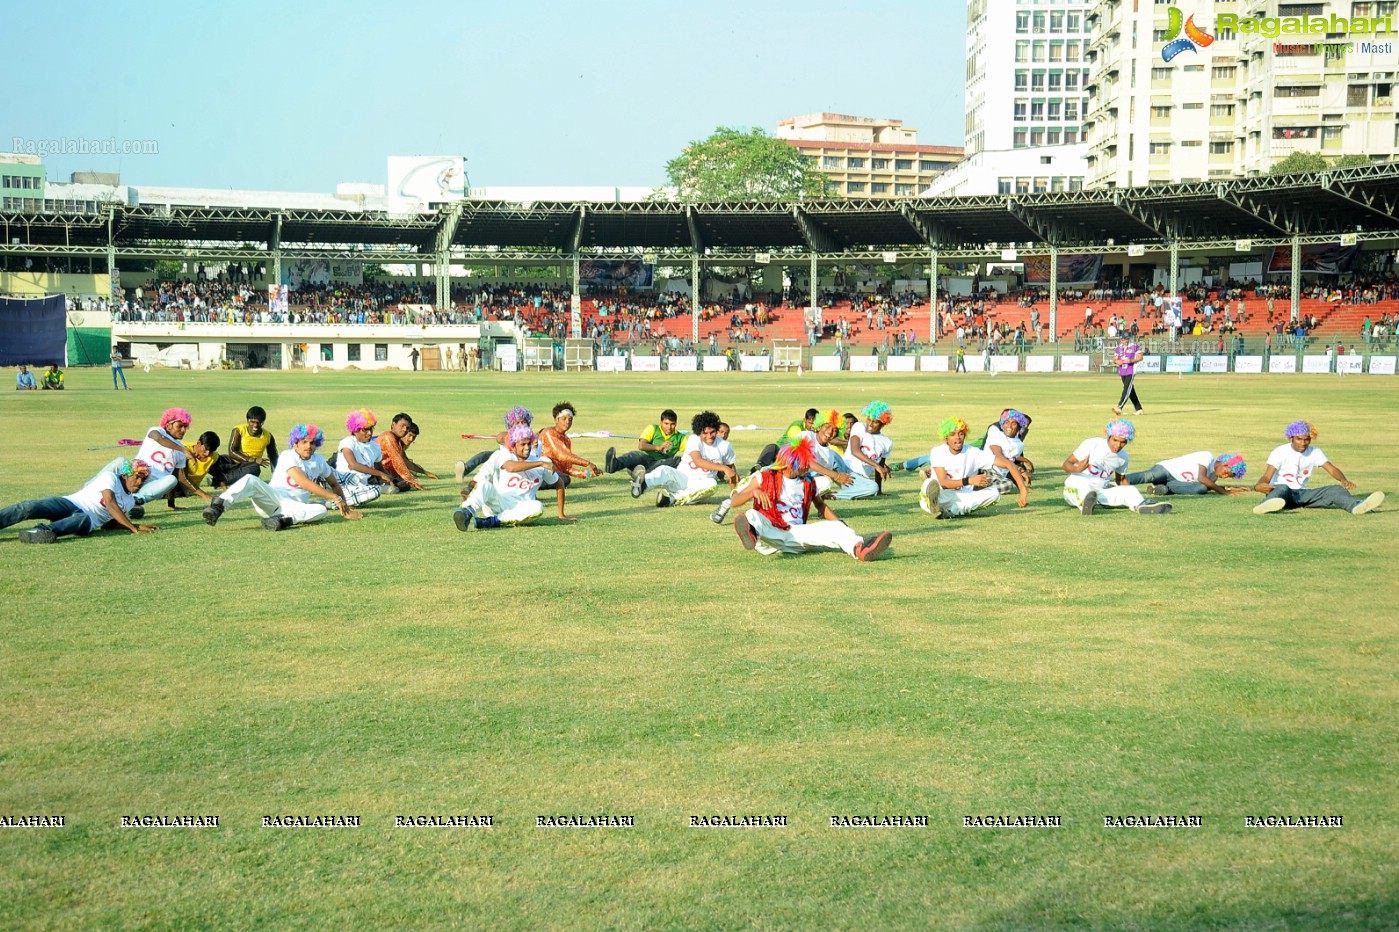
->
[664,126,825,202]
[1330,154,1373,169]
[1269,151,1329,175]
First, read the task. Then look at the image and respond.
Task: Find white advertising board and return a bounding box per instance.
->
[886,356,917,372]
[740,355,771,372]
[849,356,880,372]
[1301,355,1332,374]
[1268,356,1297,374]
[1024,356,1054,373]
[596,355,625,372]
[810,356,842,372]
[1060,355,1091,372]
[667,355,697,372]
[1137,356,1163,373]
[632,355,662,372]
[990,355,1020,373]
[1369,355,1396,375]
[1234,356,1264,373]
[1199,355,1229,373]
[923,355,951,372]
[1166,355,1196,373]
[702,356,728,372]
[1337,356,1363,374]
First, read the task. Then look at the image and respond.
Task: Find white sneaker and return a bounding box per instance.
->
[1253,498,1286,515]
[453,461,467,483]
[1352,491,1385,515]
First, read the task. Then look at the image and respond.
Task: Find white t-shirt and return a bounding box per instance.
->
[272,450,333,502]
[136,427,188,479]
[775,475,809,527]
[678,433,723,479]
[1265,443,1329,490]
[982,424,1024,462]
[1069,437,1129,490]
[846,423,892,479]
[714,438,736,467]
[799,430,843,472]
[928,443,996,485]
[1157,451,1214,483]
[479,447,555,503]
[65,471,134,531]
[336,436,382,472]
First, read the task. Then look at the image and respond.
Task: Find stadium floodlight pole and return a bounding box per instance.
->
[1289,234,1301,324]
[929,246,938,347]
[1049,241,1059,344]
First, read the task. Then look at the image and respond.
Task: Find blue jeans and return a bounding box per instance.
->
[112,364,128,389]
[902,454,931,472]
[1262,486,1363,512]
[0,497,95,537]
[1125,464,1207,495]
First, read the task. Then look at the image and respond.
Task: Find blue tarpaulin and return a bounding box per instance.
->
[0,295,67,366]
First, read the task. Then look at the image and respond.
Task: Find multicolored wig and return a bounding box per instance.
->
[939,416,970,439]
[346,408,376,433]
[507,424,537,447]
[504,406,533,428]
[1104,419,1136,443]
[288,424,324,448]
[862,401,893,424]
[1215,453,1247,479]
[775,434,817,472]
[160,407,192,430]
[999,409,1030,434]
[814,409,842,433]
[1285,420,1317,440]
[117,458,151,478]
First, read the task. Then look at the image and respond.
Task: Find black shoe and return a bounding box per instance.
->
[605,447,617,474]
[261,515,290,531]
[202,498,225,526]
[453,507,474,532]
[19,527,56,544]
[128,505,145,520]
[1136,501,1172,515]
[1151,484,1169,497]
[656,490,673,508]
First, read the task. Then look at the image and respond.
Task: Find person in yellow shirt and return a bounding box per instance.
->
[227,405,279,475]
[163,431,261,508]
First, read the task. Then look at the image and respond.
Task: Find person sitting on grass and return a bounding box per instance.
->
[1062,419,1172,516]
[537,402,602,523]
[603,408,686,476]
[227,406,279,476]
[749,408,819,473]
[978,409,1035,491]
[630,410,736,508]
[1,458,159,544]
[845,401,894,494]
[203,424,364,531]
[163,431,262,508]
[454,405,532,484]
[377,412,438,492]
[1126,451,1250,497]
[95,407,210,510]
[15,364,37,390]
[919,416,1029,519]
[452,423,557,531]
[41,364,64,390]
[333,408,391,504]
[1253,421,1384,516]
[711,411,858,524]
[731,435,892,562]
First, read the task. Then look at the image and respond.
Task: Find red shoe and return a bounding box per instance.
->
[854,531,892,562]
[733,512,758,550]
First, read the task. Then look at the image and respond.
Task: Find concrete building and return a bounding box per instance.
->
[1083,0,1399,188]
[775,113,961,197]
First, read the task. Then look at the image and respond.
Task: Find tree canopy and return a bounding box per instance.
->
[1270,151,1373,175]
[664,126,826,202]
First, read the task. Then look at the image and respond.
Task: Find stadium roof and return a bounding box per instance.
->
[4,164,1398,262]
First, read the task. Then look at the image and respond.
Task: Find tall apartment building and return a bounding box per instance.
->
[1083,0,1399,189]
[775,113,962,198]
[926,0,1090,196]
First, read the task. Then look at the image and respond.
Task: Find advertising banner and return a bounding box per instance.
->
[1060,355,1091,372]
[990,355,1020,373]
[1301,355,1332,374]
[1234,356,1264,373]
[1268,356,1297,374]
[632,355,661,372]
[1138,355,1163,373]
[740,355,771,372]
[667,355,697,372]
[387,156,465,213]
[1024,356,1054,373]
[923,355,951,372]
[1368,356,1396,375]
[1199,355,1229,373]
[1338,355,1364,375]
[579,259,654,289]
[702,356,728,372]
[1022,253,1103,286]
[849,356,880,372]
[886,356,916,372]
[810,356,842,372]
[1266,242,1358,275]
[1166,355,1196,373]
[597,355,625,372]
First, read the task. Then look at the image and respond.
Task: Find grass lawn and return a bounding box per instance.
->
[1,367,1396,929]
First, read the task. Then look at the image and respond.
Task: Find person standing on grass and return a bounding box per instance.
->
[203,424,364,531]
[731,435,892,562]
[1111,336,1144,415]
[110,348,129,390]
[845,401,894,495]
[452,423,556,531]
[1253,421,1384,516]
[1126,452,1249,497]
[630,410,735,508]
[919,417,1028,519]
[1062,419,1172,516]
[228,406,279,477]
[2,458,159,544]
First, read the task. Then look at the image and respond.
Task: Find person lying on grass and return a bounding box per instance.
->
[1125,451,1250,496]
[2,458,158,544]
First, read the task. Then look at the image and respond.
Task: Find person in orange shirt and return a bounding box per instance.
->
[378,412,439,491]
[537,401,601,523]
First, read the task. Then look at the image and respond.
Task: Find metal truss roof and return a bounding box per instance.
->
[3,164,1398,261]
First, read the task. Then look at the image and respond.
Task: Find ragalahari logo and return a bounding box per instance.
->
[1162,7,1215,61]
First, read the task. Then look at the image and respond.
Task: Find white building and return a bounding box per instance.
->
[1083,0,1399,188]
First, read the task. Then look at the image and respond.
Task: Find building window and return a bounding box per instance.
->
[846,181,866,193]
[1066,42,1080,62]
[1030,129,1046,145]
[1050,10,1064,32]
[1063,128,1078,144]
[871,158,889,170]
[1016,10,1030,32]
[1275,86,1320,98]
[998,178,1013,194]
[822,156,844,169]
[1016,40,1030,62]
[1065,72,1079,90]
[1151,105,1172,118]
[918,160,941,171]
[846,157,865,168]
[320,344,334,361]
[1065,101,1080,121]
[1014,129,1028,147]
[1151,67,1171,81]
[1048,100,1062,120]
[894,183,915,196]
[348,344,362,362]
[1033,177,1049,193]
[894,158,913,170]
[1031,101,1045,120]
[1348,84,1368,106]
[1016,178,1031,194]
[1209,141,1234,154]
[1049,71,1063,91]
[1183,64,1204,72]
[1051,176,1066,192]
[1211,103,1235,117]
[375,344,388,361]
[1032,71,1046,91]
[1014,102,1027,121]
[1150,141,1171,154]
[1015,71,1029,92]
[1049,41,1064,63]
[1212,65,1236,80]
[1047,128,1062,145]
[1067,11,1081,31]
[1032,41,1047,62]
[1180,140,1202,147]
[1032,11,1046,32]
[1181,102,1203,109]
[870,182,889,193]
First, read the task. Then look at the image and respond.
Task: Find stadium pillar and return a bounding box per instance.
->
[1048,243,1059,343]
[929,247,938,346]
[106,209,117,303]
[1169,238,1179,300]
[809,251,817,310]
[1289,235,1301,322]
[690,253,700,344]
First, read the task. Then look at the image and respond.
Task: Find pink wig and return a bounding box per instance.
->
[1215,453,1247,479]
[288,424,324,448]
[346,408,376,433]
[160,407,192,430]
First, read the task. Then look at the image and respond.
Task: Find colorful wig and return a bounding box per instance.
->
[346,408,376,433]
[288,424,324,448]
[862,401,893,424]
[160,407,192,430]
[504,406,533,428]
[939,416,970,440]
[999,409,1030,433]
[1104,419,1136,443]
[1215,453,1247,479]
[775,434,817,472]
[1285,420,1317,440]
[814,409,842,432]
[507,424,537,447]
[117,458,151,478]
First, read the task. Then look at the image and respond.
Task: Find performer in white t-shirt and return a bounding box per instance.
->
[204,424,364,530]
[2,458,159,543]
[1061,419,1171,515]
[1253,420,1384,515]
[981,409,1035,490]
[1126,451,1249,496]
[731,435,892,562]
[333,408,391,506]
[633,411,736,507]
[844,401,893,494]
[452,424,558,529]
[93,407,209,508]
[920,417,1029,518]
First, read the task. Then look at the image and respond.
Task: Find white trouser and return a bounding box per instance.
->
[464,482,543,525]
[818,472,879,500]
[1062,477,1145,511]
[919,478,1001,516]
[220,475,327,525]
[744,510,861,558]
[644,466,718,505]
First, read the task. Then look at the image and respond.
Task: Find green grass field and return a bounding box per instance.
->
[2,367,1396,929]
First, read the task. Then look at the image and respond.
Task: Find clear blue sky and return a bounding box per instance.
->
[5,0,965,193]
